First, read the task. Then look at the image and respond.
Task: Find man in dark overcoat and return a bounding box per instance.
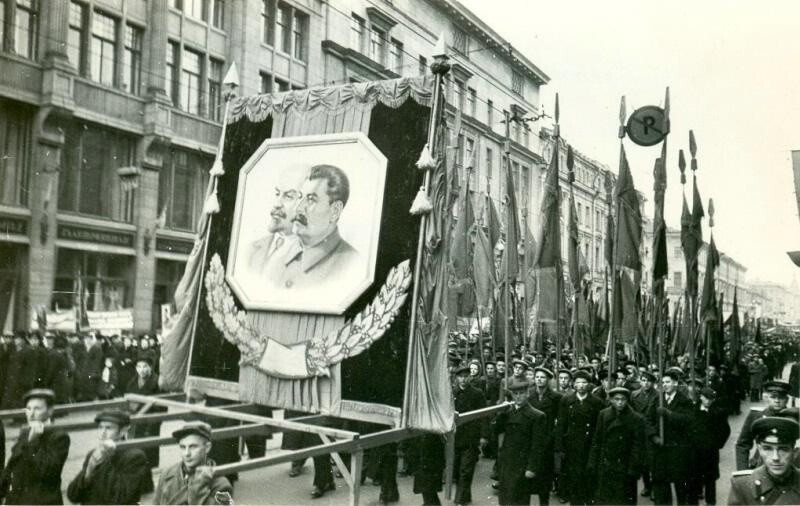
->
[527,366,561,506]
[650,368,695,506]
[631,369,659,497]
[0,389,71,505]
[494,382,547,506]
[67,409,154,504]
[452,364,488,505]
[688,387,730,505]
[555,369,604,505]
[413,433,446,505]
[2,333,32,408]
[126,356,165,468]
[588,387,646,505]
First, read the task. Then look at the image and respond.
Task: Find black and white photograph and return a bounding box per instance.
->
[1,1,799,505]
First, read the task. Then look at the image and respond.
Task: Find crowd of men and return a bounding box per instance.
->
[0,330,162,408]
[0,330,797,506]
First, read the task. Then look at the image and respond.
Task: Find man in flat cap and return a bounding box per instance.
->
[650,368,695,506]
[688,387,730,506]
[736,380,792,470]
[67,409,153,504]
[728,416,800,505]
[588,387,646,505]
[452,365,488,506]
[555,369,604,505]
[494,382,547,506]
[527,366,561,506]
[126,355,165,469]
[0,389,70,505]
[154,421,233,505]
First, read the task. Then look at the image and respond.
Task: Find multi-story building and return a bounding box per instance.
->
[748,280,800,323]
[0,0,549,333]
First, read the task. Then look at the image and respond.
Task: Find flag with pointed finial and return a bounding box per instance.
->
[612,144,642,271]
[500,161,520,282]
[700,235,720,323]
[472,218,495,309]
[568,191,581,292]
[523,226,538,312]
[728,288,742,364]
[651,144,668,287]
[533,136,562,322]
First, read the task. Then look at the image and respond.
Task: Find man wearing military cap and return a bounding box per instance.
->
[728,416,800,505]
[588,387,647,505]
[452,365,488,506]
[736,380,792,470]
[154,421,233,505]
[67,409,153,504]
[0,389,70,505]
[555,369,604,505]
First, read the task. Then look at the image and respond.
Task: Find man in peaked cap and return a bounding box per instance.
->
[67,409,153,504]
[735,380,792,470]
[0,389,70,505]
[728,416,800,505]
[154,421,233,505]
[452,365,488,506]
[528,366,560,506]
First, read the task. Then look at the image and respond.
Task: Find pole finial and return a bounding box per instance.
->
[679,149,686,185]
[555,93,560,125]
[618,96,627,139]
[708,198,715,227]
[663,86,670,133]
[567,145,574,183]
[689,130,698,172]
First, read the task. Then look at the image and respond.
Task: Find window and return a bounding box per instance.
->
[275,77,289,91]
[465,137,475,170]
[68,2,85,73]
[166,41,179,106]
[210,0,224,29]
[521,165,530,208]
[487,99,493,127]
[454,79,464,111]
[184,0,206,20]
[369,27,385,64]
[158,148,210,231]
[58,123,135,221]
[122,24,143,95]
[292,10,307,61]
[208,58,223,121]
[261,0,274,45]
[673,271,683,289]
[523,127,530,148]
[511,70,524,96]
[389,39,402,73]
[91,11,117,87]
[260,72,272,93]
[418,55,427,75]
[595,245,600,271]
[485,147,493,185]
[350,14,364,51]
[169,0,182,9]
[53,250,133,311]
[577,202,582,224]
[180,48,202,114]
[275,3,291,53]
[451,24,468,54]
[467,87,476,116]
[13,0,38,59]
[674,246,683,258]
[0,101,32,206]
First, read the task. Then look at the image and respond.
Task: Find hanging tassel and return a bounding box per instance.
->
[415,144,437,171]
[409,186,433,215]
[203,189,220,215]
[209,158,225,177]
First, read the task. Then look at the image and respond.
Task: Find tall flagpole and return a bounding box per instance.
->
[656,86,670,442]
[503,109,512,381]
[607,96,626,386]
[567,145,580,361]
[553,94,563,375]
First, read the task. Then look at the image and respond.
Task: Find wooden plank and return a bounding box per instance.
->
[124,394,358,439]
[349,450,363,506]
[116,423,273,451]
[0,392,184,420]
[455,403,509,424]
[320,433,352,487]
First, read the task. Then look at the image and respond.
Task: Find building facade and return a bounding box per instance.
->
[0,0,549,333]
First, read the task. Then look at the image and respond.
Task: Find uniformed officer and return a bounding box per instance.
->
[735,380,791,470]
[67,409,154,504]
[728,416,800,505]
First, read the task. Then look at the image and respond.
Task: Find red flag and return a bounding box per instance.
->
[612,144,642,271]
[534,141,562,322]
[567,190,582,292]
[700,235,720,322]
[472,222,495,309]
[501,163,520,282]
[651,148,669,287]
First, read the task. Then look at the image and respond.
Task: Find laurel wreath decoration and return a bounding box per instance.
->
[205,254,412,378]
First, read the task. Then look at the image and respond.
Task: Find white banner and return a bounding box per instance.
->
[86,309,134,332]
[29,309,78,332]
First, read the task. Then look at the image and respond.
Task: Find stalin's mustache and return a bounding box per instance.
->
[292,214,308,226]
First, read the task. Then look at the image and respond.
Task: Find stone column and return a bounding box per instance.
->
[145,1,169,98]
[42,0,70,66]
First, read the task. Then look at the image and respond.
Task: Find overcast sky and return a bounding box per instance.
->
[460,0,800,286]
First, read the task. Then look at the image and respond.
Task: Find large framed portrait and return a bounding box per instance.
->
[226,132,388,314]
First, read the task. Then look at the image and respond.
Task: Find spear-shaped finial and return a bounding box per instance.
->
[618,96,627,139]
[567,145,575,183]
[708,198,715,227]
[679,149,686,185]
[663,86,670,134]
[689,130,698,172]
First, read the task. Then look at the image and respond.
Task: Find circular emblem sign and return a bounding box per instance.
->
[626,106,668,147]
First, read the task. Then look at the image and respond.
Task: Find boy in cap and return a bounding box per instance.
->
[588,387,646,505]
[154,421,233,505]
[67,409,153,504]
[728,416,800,505]
[0,389,70,505]
[126,355,165,468]
[735,380,792,470]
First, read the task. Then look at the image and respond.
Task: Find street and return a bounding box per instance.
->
[3,371,784,506]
